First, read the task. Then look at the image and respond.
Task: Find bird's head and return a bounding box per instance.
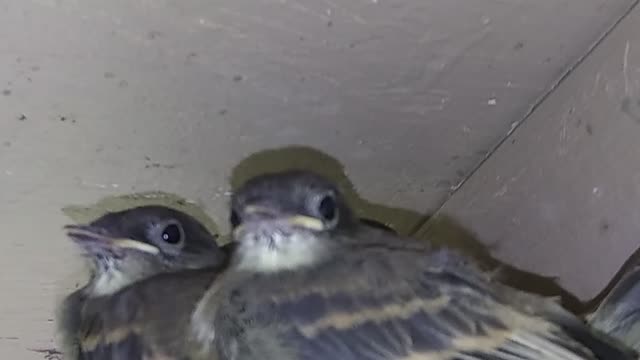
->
[65,205,225,296]
[230,170,356,273]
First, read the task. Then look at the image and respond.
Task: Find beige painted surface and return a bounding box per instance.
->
[0,0,638,358]
[418,2,640,302]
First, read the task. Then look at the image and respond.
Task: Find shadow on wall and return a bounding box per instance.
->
[61,144,633,314]
[418,214,584,312]
[582,245,640,315]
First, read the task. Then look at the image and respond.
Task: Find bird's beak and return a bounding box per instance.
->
[284,215,325,231]
[243,205,278,217]
[235,206,326,235]
[64,224,160,255]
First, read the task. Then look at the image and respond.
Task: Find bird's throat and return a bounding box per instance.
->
[89,268,134,296]
[235,232,329,273]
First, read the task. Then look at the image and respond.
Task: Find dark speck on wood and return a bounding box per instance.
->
[2,89,11,96]
[57,115,76,123]
[17,114,27,121]
[232,75,243,82]
[145,163,177,169]
[148,30,163,40]
[585,123,593,135]
[513,41,524,50]
[186,52,198,63]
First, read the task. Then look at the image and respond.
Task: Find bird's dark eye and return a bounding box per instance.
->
[161,223,183,244]
[317,194,337,222]
[229,210,241,228]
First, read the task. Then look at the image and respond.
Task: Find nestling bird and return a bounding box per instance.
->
[58,205,229,359]
[586,262,640,352]
[191,169,638,360]
[57,203,396,360]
